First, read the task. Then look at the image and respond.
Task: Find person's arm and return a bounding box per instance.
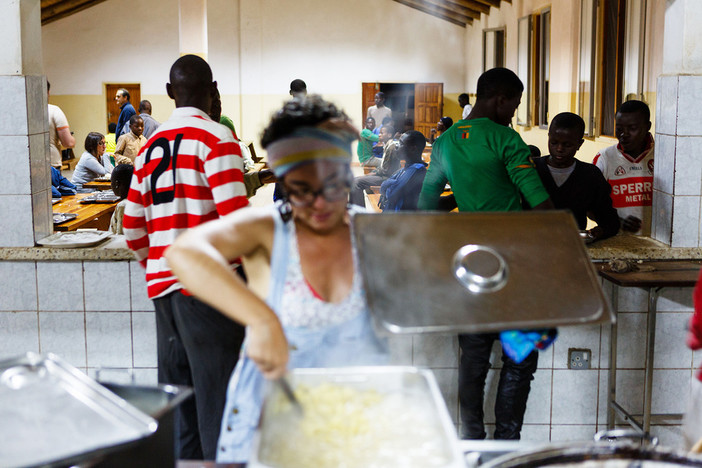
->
[165,209,288,378]
[688,269,702,351]
[360,128,379,143]
[205,137,248,215]
[587,168,621,240]
[83,155,107,177]
[57,127,75,148]
[417,144,448,210]
[123,176,150,267]
[114,135,127,155]
[504,136,551,209]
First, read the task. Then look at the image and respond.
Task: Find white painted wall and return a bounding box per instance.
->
[41,0,180,95]
[41,0,466,144]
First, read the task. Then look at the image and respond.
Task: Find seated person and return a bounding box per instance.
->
[114,115,147,163]
[109,164,134,234]
[51,166,77,198]
[349,125,399,206]
[532,112,620,241]
[593,100,654,235]
[104,122,117,153]
[378,130,428,211]
[429,116,453,144]
[72,132,110,188]
[357,121,380,167]
[364,116,377,135]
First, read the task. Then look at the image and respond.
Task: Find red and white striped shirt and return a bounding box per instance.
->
[124,107,248,299]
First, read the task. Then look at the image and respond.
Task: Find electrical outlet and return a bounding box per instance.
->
[568,348,591,370]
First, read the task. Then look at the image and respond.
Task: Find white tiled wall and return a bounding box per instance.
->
[0,258,696,449]
[0,260,156,387]
[654,74,702,247]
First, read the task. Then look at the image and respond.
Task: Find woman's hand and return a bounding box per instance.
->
[246,316,289,379]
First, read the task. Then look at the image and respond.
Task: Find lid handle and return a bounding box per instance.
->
[452,245,508,294]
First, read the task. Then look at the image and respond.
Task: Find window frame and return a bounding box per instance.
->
[517,15,533,127]
[536,8,551,129]
[482,27,506,72]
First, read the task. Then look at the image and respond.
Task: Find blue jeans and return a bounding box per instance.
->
[458,333,538,440]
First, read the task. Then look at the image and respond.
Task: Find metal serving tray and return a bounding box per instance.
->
[352,211,613,334]
[249,366,465,468]
[0,353,157,468]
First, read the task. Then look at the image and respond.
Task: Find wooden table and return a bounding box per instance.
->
[598,260,701,433]
[82,179,112,190]
[53,193,119,231]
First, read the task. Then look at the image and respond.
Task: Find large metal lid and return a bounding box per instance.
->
[352,211,612,334]
[0,353,157,468]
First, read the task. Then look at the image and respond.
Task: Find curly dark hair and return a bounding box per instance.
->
[84,132,105,156]
[261,95,347,148]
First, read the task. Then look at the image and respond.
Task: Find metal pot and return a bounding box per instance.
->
[90,382,193,468]
[479,431,702,467]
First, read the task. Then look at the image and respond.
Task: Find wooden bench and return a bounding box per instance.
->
[365,193,382,213]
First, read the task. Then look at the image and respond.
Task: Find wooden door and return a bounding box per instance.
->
[106,84,141,131]
[361,82,380,123]
[414,83,443,140]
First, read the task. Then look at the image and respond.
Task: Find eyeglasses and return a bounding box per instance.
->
[284,178,351,207]
[98,141,106,146]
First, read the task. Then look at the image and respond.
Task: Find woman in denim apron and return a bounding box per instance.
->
[166,96,389,463]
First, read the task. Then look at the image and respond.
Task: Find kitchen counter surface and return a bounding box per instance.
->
[0,235,135,261]
[587,234,702,261]
[0,233,700,262]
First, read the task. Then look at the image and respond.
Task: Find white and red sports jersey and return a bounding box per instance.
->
[123,107,248,299]
[593,134,654,235]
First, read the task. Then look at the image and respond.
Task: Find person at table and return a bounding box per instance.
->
[593,100,654,235]
[418,67,554,442]
[51,166,77,198]
[104,122,117,154]
[123,54,248,461]
[47,80,76,171]
[138,99,160,139]
[109,164,134,235]
[349,125,399,207]
[531,112,620,241]
[71,132,110,189]
[114,115,147,164]
[429,116,453,144]
[164,95,389,463]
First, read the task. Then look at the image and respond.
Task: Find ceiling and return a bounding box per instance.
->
[41,0,107,25]
[392,0,510,27]
[41,0,508,28]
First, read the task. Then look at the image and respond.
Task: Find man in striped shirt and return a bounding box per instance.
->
[123,55,248,460]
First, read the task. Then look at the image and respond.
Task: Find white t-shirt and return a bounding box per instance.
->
[593,136,654,235]
[48,104,70,168]
[367,105,392,127]
[462,104,473,120]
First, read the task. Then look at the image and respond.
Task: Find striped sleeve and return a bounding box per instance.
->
[123,169,150,267]
[205,139,248,216]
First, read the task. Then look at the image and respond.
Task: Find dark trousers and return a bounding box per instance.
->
[458,333,538,440]
[349,174,386,207]
[153,290,245,460]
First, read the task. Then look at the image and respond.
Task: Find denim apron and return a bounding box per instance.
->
[216,204,388,463]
